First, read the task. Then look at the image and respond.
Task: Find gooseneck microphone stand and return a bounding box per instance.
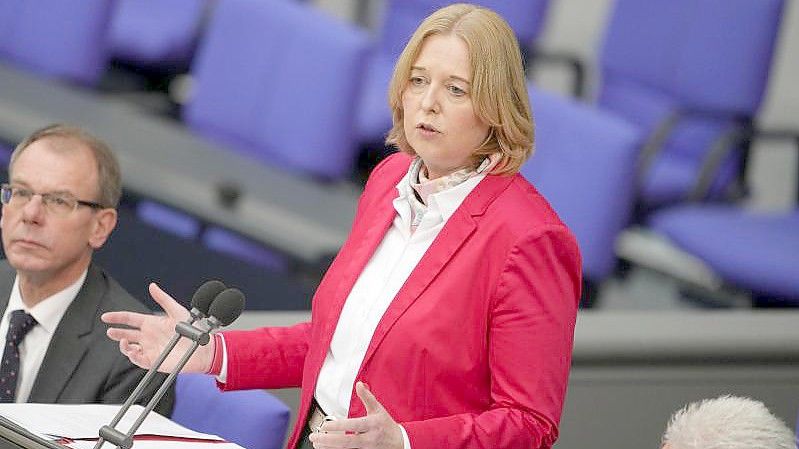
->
[94,287,244,449]
[91,280,224,449]
[96,318,214,449]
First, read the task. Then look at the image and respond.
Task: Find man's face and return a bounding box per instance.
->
[1,138,116,282]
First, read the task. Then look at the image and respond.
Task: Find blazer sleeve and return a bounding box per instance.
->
[218,322,312,391]
[403,225,581,449]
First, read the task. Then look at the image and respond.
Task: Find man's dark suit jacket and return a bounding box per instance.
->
[0,261,174,417]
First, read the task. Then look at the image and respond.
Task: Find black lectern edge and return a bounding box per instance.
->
[0,417,69,449]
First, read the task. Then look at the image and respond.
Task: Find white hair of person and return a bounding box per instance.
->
[662,395,796,449]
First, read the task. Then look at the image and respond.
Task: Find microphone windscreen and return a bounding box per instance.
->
[208,288,245,326]
[191,280,226,315]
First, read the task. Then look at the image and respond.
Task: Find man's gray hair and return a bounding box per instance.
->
[11,123,121,208]
[663,395,796,449]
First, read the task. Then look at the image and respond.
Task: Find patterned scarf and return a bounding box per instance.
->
[407,154,500,232]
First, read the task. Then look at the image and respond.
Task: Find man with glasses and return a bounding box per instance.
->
[0,124,173,415]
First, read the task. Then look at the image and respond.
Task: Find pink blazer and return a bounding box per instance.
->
[221,153,581,449]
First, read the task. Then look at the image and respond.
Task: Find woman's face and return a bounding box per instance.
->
[401,33,490,180]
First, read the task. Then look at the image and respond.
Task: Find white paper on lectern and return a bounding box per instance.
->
[68,440,245,449]
[0,403,222,441]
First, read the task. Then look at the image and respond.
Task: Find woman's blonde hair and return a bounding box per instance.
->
[385,3,534,175]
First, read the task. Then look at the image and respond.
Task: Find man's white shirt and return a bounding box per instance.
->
[0,270,86,402]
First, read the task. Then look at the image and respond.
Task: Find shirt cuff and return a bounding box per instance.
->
[216,334,228,383]
[399,424,411,449]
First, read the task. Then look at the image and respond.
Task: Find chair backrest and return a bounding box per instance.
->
[600,0,783,127]
[184,0,370,180]
[521,86,641,282]
[597,0,784,206]
[109,0,209,69]
[0,0,115,85]
[378,0,550,60]
[171,373,291,449]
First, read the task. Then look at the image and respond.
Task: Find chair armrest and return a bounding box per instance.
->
[636,110,754,202]
[692,127,799,203]
[688,126,752,201]
[527,47,587,98]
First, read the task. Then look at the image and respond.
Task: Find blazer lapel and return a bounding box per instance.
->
[359,174,515,369]
[28,265,103,403]
[309,175,402,375]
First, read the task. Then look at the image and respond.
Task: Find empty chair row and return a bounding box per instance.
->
[1,0,785,197]
[0,0,792,308]
[597,0,784,214]
[618,131,799,307]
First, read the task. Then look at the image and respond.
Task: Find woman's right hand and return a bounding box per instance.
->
[102,282,215,374]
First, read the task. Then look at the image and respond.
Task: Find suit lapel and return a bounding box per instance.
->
[0,262,14,316]
[359,174,515,370]
[28,265,104,403]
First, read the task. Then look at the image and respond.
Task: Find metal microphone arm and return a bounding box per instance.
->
[97,317,223,449]
[92,311,203,449]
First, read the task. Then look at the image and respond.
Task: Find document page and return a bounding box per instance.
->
[69,440,245,449]
[0,403,222,441]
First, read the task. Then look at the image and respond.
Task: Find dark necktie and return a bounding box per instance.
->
[0,310,37,402]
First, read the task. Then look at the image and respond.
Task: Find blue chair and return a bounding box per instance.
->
[355,0,550,146]
[183,0,370,180]
[171,373,291,449]
[0,0,115,85]
[597,0,784,212]
[626,131,799,307]
[108,0,210,71]
[521,86,641,306]
[649,206,799,306]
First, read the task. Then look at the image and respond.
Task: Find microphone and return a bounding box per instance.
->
[174,288,244,345]
[204,288,246,328]
[188,280,226,321]
[174,280,227,345]
[94,281,227,449]
[97,287,245,449]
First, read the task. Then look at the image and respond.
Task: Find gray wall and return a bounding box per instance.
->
[558,311,799,448]
[233,310,799,449]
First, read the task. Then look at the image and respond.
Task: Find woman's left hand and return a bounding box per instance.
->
[308,382,404,449]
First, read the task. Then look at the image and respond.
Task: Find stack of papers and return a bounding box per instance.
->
[0,403,245,449]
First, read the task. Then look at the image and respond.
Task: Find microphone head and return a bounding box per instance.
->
[191,280,226,316]
[208,288,245,326]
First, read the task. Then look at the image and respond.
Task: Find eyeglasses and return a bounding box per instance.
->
[0,183,105,216]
